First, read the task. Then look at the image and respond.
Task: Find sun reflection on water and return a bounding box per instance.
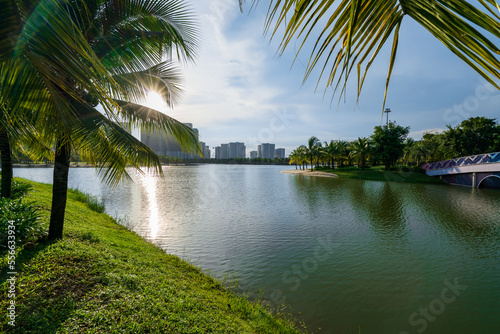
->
[142,174,159,239]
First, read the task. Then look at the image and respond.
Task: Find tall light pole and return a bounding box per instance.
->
[384,108,391,126]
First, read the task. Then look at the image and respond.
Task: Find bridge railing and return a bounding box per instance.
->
[421,152,500,171]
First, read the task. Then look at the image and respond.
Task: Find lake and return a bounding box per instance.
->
[13,164,500,333]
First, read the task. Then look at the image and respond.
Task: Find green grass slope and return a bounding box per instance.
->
[1,180,304,333]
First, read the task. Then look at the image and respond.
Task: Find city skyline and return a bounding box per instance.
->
[213,141,286,159]
[144,1,500,156]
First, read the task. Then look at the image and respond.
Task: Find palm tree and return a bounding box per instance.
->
[336,140,349,167]
[306,136,321,171]
[297,145,308,170]
[0,110,12,198]
[0,108,46,198]
[314,141,323,168]
[2,0,199,239]
[289,148,300,169]
[323,140,341,169]
[350,137,372,171]
[318,144,328,167]
[289,146,307,170]
[410,141,430,166]
[242,1,500,107]
[403,138,415,166]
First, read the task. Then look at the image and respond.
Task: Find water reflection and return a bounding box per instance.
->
[12,166,500,334]
[141,174,159,239]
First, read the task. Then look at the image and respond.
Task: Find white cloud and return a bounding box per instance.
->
[161,1,500,152]
[172,1,285,129]
[408,128,446,140]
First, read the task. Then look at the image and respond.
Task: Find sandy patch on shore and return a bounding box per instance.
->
[280,169,338,178]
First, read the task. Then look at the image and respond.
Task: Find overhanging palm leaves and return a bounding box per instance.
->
[1,0,200,238]
[243,0,500,109]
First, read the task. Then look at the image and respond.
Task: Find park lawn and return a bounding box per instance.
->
[316,165,445,184]
[0,179,304,333]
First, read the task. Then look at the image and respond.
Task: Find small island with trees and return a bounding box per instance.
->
[286,117,500,184]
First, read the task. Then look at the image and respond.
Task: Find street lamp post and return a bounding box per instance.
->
[384,108,391,126]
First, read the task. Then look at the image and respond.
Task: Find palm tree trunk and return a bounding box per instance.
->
[0,130,13,198]
[48,138,71,240]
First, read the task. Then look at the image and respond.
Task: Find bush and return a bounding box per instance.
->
[85,194,105,213]
[0,198,43,248]
[0,179,33,199]
[70,188,88,203]
[70,188,105,213]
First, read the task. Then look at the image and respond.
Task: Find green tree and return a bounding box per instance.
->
[422,132,449,162]
[443,117,500,157]
[402,138,415,166]
[306,136,321,171]
[323,140,341,169]
[242,1,500,106]
[336,140,349,167]
[289,145,307,170]
[350,137,372,171]
[0,114,12,198]
[2,0,199,239]
[410,141,430,166]
[371,121,409,170]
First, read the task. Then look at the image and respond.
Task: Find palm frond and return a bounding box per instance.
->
[0,0,23,60]
[245,0,500,107]
[89,0,199,68]
[114,100,201,155]
[71,103,165,186]
[109,61,184,107]
[2,0,123,138]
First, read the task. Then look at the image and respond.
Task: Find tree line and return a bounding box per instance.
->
[289,117,500,171]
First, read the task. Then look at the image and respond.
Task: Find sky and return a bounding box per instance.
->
[152,0,500,157]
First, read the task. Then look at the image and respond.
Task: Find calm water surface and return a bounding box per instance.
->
[14,165,500,334]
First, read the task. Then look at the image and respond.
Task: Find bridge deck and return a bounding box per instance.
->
[422,152,500,188]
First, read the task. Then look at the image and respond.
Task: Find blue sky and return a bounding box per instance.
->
[158,1,500,157]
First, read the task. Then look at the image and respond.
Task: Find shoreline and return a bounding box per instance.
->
[280,169,338,178]
[0,179,304,333]
[282,167,445,184]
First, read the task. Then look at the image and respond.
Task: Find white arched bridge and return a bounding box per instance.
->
[422,152,500,188]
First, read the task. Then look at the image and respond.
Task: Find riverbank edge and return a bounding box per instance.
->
[281,167,444,184]
[0,179,305,333]
[280,169,339,178]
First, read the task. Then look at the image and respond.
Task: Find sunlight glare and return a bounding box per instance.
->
[146,91,167,111]
[143,175,159,239]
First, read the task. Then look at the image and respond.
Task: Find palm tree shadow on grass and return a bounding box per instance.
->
[0,240,102,333]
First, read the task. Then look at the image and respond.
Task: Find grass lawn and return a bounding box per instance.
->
[315,165,445,184]
[0,179,304,333]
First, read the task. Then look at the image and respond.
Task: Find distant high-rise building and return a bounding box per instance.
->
[257,145,262,158]
[275,148,285,159]
[141,123,200,159]
[221,144,230,159]
[229,142,246,159]
[199,142,211,159]
[215,146,222,159]
[250,150,258,159]
[260,143,275,159]
[215,142,246,159]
